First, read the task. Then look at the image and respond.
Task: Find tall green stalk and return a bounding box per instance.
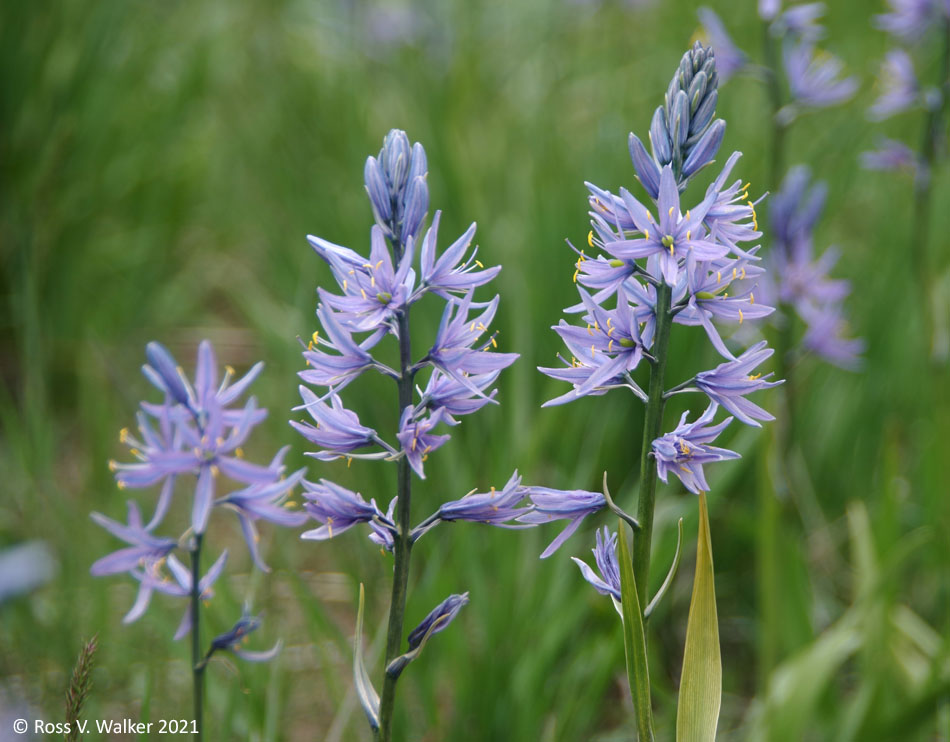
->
[377,235,414,742]
[632,282,673,610]
[190,533,205,740]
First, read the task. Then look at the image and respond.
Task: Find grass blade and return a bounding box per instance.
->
[618,518,654,741]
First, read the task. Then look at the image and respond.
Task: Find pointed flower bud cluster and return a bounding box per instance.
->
[634,41,726,193]
[91,341,304,643]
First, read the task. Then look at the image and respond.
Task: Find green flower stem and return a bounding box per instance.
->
[377,237,414,742]
[190,533,205,741]
[632,281,673,611]
[759,20,790,691]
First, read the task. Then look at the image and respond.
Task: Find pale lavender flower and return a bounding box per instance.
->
[209,611,281,662]
[652,403,739,494]
[427,292,519,392]
[299,300,395,392]
[407,593,469,650]
[571,527,621,601]
[701,152,764,259]
[90,502,177,577]
[860,137,918,172]
[300,479,393,541]
[517,487,607,558]
[698,8,748,83]
[417,368,500,423]
[137,550,229,639]
[772,3,827,41]
[759,0,781,21]
[606,166,726,285]
[783,40,857,111]
[114,342,282,535]
[437,471,533,525]
[419,212,501,298]
[369,498,398,552]
[875,0,948,42]
[869,49,920,120]
[800,302,866,369]
[320,226,416,333]
[693,342,784,426]
[291,387,381,461]
[540,288,645,405]
[215,452,307,571]
[396,407,451,479]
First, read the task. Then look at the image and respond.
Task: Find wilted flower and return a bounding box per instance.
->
[407,593,469,650]
[571,527,621,601]
[652,403,739,494]
[209,611,281,663]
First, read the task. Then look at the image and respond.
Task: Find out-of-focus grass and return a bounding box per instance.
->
[1,0,948,739]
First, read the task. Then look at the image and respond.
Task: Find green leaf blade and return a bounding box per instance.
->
[677,493,721,742]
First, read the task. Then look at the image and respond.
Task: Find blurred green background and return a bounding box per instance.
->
[2,0,949,739]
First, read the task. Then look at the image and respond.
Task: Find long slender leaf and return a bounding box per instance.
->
[618,518,654,741]
[677,493,721,742]
[353,584,380,731]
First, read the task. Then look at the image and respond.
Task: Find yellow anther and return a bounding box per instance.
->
[741,267,746,280]
[490,486,496,497]
[587,231,594,248]
[312,330,320,343]
[491,337,497,348]
[119,427,129,443]
[411,437,417,451]
[423,445,432,454]
[750,292,755,304]
[738,308,744,324]
[732,268,737,280]
[587,324,593,336]
[573,269,580,283]
[363,262,373,269]
[307,341,314,351]
[360,288,367,300]
[717,270,722,283]
[608,339,615,352]
[644,229,650,240]
[370,275,376,288]
[108,460,118,472]
[211,465,220,478]
[477,322,487,331]
[327,517,334,539]
[668,206,674,217]
[749,373,762,381]
[216,436,225,445]
[470,322,476,332]
[348,269,355,275]
[475,259,484,268]
[686,210,691,220]
[375,260,384,269]
[129,448,141,458]
[117,481,126,490]
[343,279,348,291]
[225,364,236,376]
[670,243,675,256]
[680,465,690,473]
[748,200,758,230]
[284,500,298,509]
[235,447,244,458]
[686,230,691,241]
[421,454,429,462]
[590,344,596,359]
[347,457,353,468]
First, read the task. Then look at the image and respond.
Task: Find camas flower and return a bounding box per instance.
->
[517,486,607,558]
[437,471,533,526]
[291,387,381,461]
[301,479,394,541]
[697,8,748,83]
[418,212,501,298]
[869,49,920,120]
[652,403,739,494]
[396,407,451,479]
[136,550,229,640]
[874,0,948,42]
[693,342,784,426]
[90,502,176,577]
[860,137,918,172]
[571,527,621,601]
[364,129,429,244]
[417,368,500,423]
[783,39,857,112]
